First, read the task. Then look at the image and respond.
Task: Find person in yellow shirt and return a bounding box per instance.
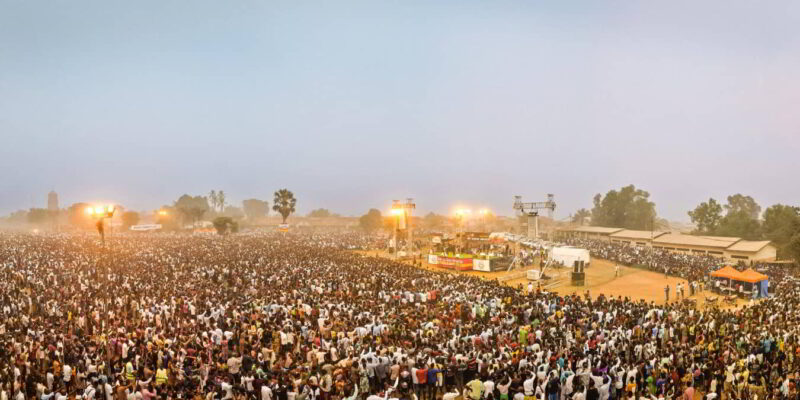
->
[125,359,135,382]
[155,366,169,387]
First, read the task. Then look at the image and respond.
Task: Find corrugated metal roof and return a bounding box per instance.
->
[653,233,741,248]
[726,240,773,252]
[566,226,624,234]
[609,230,668,240]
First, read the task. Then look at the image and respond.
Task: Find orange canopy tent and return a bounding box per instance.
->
[711,266,770,298]
[710,265,742,280]
[738,268,769,283]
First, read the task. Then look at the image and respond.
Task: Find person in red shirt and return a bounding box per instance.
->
[416,365,429,400]
[683,382,695,400]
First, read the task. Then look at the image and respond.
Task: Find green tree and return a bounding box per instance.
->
[308,208,332,218]
[422,212,448,230]
[359,209,383,232]
[121,211,140,228]
[786,233,800,263]
[174,195,210,226]
[5,210,28,225]
[762,204,800,258]
[688,198,723,234]
[716,194,762,239]
[571,208,591,226]
[272,189,297,223]
[590,185,656,230]
[212,216,238,235]
[716,212,762,239]
[217,190,226,212]
[223,206,244,219]
[242,199,269,219]
[725,194,761,220]
[209,190,218,211]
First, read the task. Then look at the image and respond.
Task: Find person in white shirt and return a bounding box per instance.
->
[63,364,72,388]
[523,374,535,397]
[483,379,495,399]
[442,389,460,400]
[220,380,234,400]
[261,383,273,400]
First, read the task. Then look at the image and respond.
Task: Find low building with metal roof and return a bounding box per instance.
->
[558,225,777,262]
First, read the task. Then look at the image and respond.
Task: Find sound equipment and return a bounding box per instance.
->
[571,271,585,286]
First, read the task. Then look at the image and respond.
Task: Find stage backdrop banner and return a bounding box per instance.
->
[438,256,473,270]
[473,259,491,272]
[427,254,439,265]
[130,224,162,231]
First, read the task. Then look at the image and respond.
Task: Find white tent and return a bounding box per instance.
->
[550,246,590,267]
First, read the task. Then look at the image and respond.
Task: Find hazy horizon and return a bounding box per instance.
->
[2,1,798,221]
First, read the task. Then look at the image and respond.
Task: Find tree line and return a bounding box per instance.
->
[571,184,800,261]
[688,195,800,260]
[1,188,299,235]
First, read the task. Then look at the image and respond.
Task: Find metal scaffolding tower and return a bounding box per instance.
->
[512,195,556,239]
[391,198,416,258]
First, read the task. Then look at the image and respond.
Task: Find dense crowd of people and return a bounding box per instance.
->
[560,239,789,285]
[1,231,799,400]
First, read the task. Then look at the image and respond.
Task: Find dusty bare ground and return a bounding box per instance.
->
[358,250,753,309]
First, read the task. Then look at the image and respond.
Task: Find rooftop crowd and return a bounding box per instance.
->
[1,232,799,400]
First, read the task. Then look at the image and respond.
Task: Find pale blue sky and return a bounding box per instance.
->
[1,1,798,220]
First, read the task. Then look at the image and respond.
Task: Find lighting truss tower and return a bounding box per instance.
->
[391,198,416,258]
[512,195,556,239]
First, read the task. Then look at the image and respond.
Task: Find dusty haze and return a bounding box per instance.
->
[1,1,798,220]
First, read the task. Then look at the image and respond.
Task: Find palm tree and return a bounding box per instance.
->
[217,190,226,212]
[209,190,218,212]
[572,208,591,226]
[272,189,297,223]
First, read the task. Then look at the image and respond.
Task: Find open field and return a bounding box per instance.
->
[363,250,755,309]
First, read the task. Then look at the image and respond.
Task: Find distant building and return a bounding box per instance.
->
[557,226,777,262]
[47,191,59,211]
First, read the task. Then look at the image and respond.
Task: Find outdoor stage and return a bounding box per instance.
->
[358,249,754,308]
[368,250,754,309]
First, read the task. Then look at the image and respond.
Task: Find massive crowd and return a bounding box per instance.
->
[1,231,799,400]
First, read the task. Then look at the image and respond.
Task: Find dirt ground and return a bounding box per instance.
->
[360,250,754,309]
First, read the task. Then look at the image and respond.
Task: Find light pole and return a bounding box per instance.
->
[454,209,471,232]
[390,199,416,259]
[454,209,471,253]
[390,208,404,259]
[86,204,116,245]
[479,208,490,232]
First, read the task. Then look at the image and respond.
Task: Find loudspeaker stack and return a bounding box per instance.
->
[571,260,585,286]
